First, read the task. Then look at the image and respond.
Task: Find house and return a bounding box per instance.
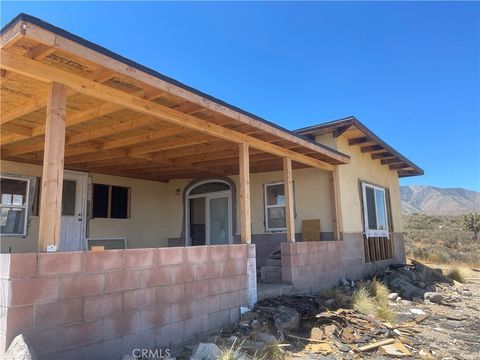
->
[0,14,423,359]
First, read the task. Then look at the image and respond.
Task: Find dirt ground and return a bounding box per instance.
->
[182,263,480,360]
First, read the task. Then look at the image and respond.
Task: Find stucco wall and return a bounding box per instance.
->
[0,161,169,253]
[1,161,334,253]
[315,135,404,234]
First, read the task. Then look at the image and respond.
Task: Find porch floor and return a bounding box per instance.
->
[256,282,294,301]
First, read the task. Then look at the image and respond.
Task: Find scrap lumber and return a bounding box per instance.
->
[358,338,395,352]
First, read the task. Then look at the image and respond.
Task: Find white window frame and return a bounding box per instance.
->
[361,182,389,238]
[0,175,30,236]
[264,181,288,232]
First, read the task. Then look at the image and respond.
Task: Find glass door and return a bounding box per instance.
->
[207,195,230,245]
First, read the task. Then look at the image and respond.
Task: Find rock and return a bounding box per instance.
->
[385,272,426,298]
[256,332,277,344]
[424,292,444,304]
[462,290,473,297]
[190,343,221,360]
[388,292,399,301]
[4,334,38,360]
[273,306,300,331]
[410,308,426,315]
[250,319,260,329]
[241,311,257,322]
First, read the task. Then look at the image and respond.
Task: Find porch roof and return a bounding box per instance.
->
[0,13,350,182]
[296,116,424,177]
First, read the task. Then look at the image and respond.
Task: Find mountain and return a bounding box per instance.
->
[400,185,480,216]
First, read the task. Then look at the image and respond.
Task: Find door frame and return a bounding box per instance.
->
[185,179,233,246]
[62,170,88,251]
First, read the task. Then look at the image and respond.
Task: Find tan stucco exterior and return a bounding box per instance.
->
[1,161,334,252]
[315,133,404,234]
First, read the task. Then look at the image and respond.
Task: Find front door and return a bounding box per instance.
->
[186,180,233,246]
[60,171,87,251]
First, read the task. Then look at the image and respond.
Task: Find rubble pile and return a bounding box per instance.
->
[184,260,479,359]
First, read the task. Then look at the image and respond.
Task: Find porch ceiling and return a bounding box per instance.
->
[0,14,350,182]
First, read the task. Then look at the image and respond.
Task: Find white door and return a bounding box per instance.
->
[60,171,87,251]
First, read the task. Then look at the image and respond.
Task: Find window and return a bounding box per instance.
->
[0,176,30,236]
[264,182,288,231]
[362,183,389,238]
[92,184,130,219]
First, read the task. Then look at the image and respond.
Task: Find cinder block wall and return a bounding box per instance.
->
[281,241,346,293]
[0,245,254,359]
[281,235,404,293]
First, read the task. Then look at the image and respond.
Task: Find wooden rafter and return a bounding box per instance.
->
[371,152,393,160]
[0,49,345,170]
[348,136,371,145]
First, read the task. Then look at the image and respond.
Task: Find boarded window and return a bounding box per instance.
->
[92,184,129,219]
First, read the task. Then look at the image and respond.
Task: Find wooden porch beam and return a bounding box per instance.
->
[1,49,343,170]
[330,166,342,241]
[38,82,67,252]
[283,157,295,242]
[239,143,251,243]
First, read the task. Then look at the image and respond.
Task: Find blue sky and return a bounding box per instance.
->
[2,2,479,191]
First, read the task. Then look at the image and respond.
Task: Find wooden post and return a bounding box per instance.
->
[330,166,342,240]
[239,143,251,243]
[38,82,67,252]
[283,157,295,242]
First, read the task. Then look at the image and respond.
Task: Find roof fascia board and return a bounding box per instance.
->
[295,116,423,175]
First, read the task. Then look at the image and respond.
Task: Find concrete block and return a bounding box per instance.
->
[85,250,123,273]
[157,283,185,304]
[125,248,156,269]
[8,253,37,279]
[124,287,157,312]
[139,305,172,330]
[185,246,209,264]
[35,298,82,330]
[158,247,184,265]
[105,270,142,292]
[59,320,102,349]
[142,267,171,288]
[10,277,60,306]
[61,273,105,298]
[84,293,123,320]
[103,312,140,340]
[38,252,84,276]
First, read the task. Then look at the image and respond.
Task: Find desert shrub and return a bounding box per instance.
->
[463,213,480,240]
[447,266,471,283]
[353,287,376,316]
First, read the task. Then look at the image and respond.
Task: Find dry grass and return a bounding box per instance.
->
[353,279,396,322]
[218,338,245,360]
[446,266,471,283]
[262,342,285,360]
[353,287,376,316]
[404,214,480,266]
